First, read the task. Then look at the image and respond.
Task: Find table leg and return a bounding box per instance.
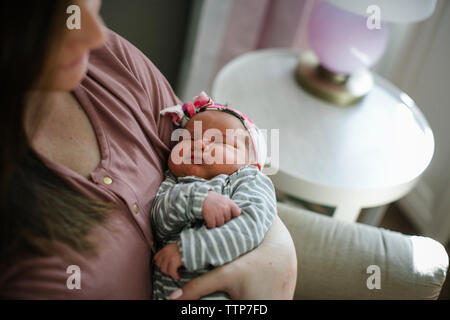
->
[333,203,362,222]
[358,204,390,226]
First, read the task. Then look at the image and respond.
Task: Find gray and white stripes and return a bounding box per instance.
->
[151,165,277,300]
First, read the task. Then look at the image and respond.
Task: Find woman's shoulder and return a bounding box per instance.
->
[87,27,153,89]
[90,27,180,106]
[98,27,156,77]
[84,27,178,149]
[92,27,180,113]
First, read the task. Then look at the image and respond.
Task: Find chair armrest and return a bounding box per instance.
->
[277,202,449,299]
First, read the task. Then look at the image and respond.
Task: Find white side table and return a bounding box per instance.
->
[212,49,434,223]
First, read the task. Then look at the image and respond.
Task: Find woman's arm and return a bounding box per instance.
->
[170,214,297,300]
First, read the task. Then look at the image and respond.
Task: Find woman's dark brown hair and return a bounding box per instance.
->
[0,1,111,266]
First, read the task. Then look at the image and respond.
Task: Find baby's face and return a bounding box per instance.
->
[168,111,254,179]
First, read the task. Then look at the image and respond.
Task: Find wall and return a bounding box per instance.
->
[100,0,192,91]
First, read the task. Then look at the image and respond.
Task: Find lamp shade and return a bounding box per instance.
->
[308,2,388,74]
[325,0,437,23]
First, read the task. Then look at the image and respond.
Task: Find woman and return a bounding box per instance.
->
[0,0,297,299]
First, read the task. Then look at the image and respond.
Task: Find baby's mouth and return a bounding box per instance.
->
[190,154,204,164]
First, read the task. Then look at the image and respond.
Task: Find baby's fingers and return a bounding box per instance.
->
[168,261,181,281]
[215,214,225,228]
[154,252,162,267]
[230,202,241,218]
[160,256,171,276]
[205,216,216,229]
[222,207,232,222]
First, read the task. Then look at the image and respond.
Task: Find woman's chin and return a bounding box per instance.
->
[50,62,88,91]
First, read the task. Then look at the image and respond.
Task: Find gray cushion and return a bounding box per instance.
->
[277,202,449,299]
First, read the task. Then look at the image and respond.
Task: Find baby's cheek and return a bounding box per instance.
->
[168,155,182,176]
[203,145,221,165]
[222,145,246,165]
[169,147,188,175]
[204,144,236,165]
[171,141,191,160]
[168,156,202,178]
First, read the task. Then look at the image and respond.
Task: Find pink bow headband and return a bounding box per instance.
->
[160,92,266,171]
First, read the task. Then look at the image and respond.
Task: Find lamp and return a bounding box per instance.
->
[296,0,437,106]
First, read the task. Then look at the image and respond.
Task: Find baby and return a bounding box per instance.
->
[151,92,277,300]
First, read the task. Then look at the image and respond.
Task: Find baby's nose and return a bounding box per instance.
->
[193,138,214,151]
[193,139,206,150]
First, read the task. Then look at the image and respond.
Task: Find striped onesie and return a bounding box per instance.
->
[151,165,277,300]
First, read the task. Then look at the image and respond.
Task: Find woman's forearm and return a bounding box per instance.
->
[226,215,297,299]
[172,215,298,300]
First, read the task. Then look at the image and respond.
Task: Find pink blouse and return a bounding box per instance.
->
[0,28,179,299]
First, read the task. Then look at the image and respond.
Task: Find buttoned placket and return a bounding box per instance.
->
[90,169,153,250]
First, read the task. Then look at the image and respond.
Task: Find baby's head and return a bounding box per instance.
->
[161,92,266,179]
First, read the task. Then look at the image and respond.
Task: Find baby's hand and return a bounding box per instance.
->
[202,191,241,229]
[154,243,183,281]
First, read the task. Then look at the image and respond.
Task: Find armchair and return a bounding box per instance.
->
[277,202,449,299]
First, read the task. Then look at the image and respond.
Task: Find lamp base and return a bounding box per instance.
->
[295,51,373,106]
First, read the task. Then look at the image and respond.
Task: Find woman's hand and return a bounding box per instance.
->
[168,215,298,300]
